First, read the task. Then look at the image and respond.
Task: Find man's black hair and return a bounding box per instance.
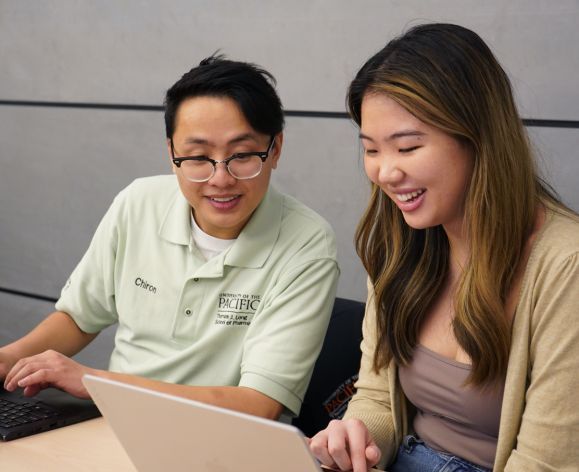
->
[164,54,284,139]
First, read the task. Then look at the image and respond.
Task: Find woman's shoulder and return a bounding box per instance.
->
[531,207,579,263]
[521,207,579,301]
[514,207,579,335]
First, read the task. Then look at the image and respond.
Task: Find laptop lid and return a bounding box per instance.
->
[83,374,323,472]
[0,386,101,441]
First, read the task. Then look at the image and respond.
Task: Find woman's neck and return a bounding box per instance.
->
[444,224,469,279]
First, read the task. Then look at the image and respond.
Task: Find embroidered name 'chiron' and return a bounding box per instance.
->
[135,277,157,294]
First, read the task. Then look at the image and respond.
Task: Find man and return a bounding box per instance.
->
[0,56,339,420]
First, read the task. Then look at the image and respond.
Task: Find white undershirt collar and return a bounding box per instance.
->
[190,213,236,261]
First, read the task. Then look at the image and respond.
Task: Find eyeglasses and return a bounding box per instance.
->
[171,136,275,182]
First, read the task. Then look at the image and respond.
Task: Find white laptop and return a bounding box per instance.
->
[83,375,332,472]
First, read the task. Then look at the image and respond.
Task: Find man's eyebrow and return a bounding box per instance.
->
[227,133,258,145]
[359,130,425,142]
[182,133,257,146]
[183,137,210,145]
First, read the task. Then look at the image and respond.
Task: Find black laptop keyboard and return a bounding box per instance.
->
[0,397,59,428]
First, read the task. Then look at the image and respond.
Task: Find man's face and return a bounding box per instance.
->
[169,96,281,239]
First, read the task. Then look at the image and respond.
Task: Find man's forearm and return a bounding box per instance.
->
[93,370,284,420]
[1,311,97,359]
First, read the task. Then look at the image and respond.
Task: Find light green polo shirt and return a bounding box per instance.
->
[56,175,339,415]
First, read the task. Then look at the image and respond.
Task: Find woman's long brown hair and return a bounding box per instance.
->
[349,23,562,385]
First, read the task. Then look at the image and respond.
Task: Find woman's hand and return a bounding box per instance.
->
[309,419,381,471]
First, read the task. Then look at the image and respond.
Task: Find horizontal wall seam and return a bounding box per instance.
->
[1,99,578,129]
[0,286,58,304]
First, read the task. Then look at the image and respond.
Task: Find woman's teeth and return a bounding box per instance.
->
[396,189,425,202]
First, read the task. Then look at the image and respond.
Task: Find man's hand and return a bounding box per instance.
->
[309,419,381,472]
[3,350,97,398]
[0,350,18,380]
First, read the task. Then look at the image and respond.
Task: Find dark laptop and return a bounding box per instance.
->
[0,386,100,441]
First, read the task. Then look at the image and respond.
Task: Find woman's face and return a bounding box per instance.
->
[360,93,474,237]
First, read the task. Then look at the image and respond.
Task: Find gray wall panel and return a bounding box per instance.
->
[3,105,574,305]
[1,1,578,118]
[0,292,114,369]
[1,2,578,363]
[0,106,168,296]
[273,117,370,301]
[530,127,579,212]
[0,107,369,301]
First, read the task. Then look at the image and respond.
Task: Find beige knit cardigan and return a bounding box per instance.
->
[344,209,579,471]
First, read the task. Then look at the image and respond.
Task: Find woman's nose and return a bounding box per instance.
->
[377,158,404,185]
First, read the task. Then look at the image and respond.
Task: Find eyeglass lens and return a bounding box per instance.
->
[180,156,263,182]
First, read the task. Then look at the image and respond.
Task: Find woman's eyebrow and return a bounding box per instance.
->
[359,130,425,142]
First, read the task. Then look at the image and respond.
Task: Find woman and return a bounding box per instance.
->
[309,23,579,471]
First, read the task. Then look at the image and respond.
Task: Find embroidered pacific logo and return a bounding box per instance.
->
[135,277,157,294]
[219,297,260,311]
[215,292,261,326]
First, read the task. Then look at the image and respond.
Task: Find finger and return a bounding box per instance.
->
[4,358,41,390]
[365,443,381,467]
[310,434,339,470]
[5,350,64,389]
[5,350,51,386]
[23,383,44,397]
[327,431,353,471]
[14,362,52,389]
[346,426,372,472]
[16,368,52,388]
[4,358,26,387]
[0,357,13,380]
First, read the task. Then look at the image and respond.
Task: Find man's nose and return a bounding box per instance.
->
[208,161,236,186]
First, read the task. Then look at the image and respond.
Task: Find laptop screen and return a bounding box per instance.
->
[83,375,323,472]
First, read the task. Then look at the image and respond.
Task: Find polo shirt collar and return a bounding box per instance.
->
[158,186,283,269]
[225,187,282,268]
[159,188,192,246]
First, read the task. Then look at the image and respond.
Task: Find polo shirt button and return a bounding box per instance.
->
[193,278,199,282]
[184,308,192,316]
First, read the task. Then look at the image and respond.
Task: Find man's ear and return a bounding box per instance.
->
[167,138,176,174]
[271,132,283,170]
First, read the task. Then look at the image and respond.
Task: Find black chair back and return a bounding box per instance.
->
[292,297,365,437]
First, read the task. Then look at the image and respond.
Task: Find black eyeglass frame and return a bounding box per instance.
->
[170,136,276,182]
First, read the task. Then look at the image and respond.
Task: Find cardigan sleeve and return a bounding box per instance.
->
[504,252,579,471]
[343,280,398,468]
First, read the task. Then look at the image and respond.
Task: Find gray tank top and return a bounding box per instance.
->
[398,345,504,469]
